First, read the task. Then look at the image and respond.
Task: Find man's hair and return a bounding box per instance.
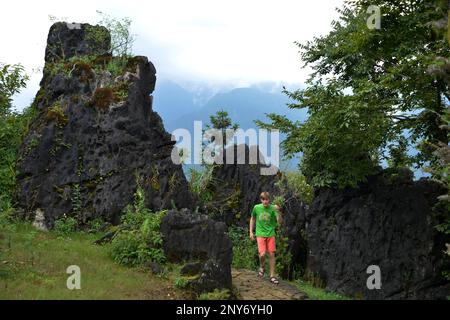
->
[260,191,270,200]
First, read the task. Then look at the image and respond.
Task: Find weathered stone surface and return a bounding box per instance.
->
[45,22,111,63]
[180,262,203,276]
[14,23,194,228]
[206,144,278,226]
[305,169,450,299]
[160,210,232,293]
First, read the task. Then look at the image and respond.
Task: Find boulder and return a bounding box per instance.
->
[305,169,450,299]
[160,210,233,293]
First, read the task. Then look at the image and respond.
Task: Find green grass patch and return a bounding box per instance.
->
[294,279,351,300]
[0,222,187,300]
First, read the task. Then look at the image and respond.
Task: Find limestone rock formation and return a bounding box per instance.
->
[205,144,278,226]
[306,169,450,299]
[160,209,233,293]
[14,22,194,228]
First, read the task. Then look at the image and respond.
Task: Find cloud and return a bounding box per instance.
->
[1,0,344,111]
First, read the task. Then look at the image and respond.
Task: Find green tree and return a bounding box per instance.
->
[257,0,450,188]
[96,10,135,57]
[0,64,28,115]
[0,63,32,212]
[205,109,239,146]
[188,110,239,205]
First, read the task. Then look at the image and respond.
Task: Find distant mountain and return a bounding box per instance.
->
[152,80,200,132]
[152,83,307,171]
[170,86,307,132]
[152,82,428,177]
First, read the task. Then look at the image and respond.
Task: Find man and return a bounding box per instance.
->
[249,191,282,284]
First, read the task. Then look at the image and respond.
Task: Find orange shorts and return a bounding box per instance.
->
[256,236,276,254]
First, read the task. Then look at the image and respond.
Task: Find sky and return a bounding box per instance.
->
[1,0,344,111]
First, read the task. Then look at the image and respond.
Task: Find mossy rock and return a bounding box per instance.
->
[45,104,68,126]
[89,87,114,110]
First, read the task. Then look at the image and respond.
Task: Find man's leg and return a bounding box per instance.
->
[259,252,266,270]
[268,252,275,277]
[256,237,267,272]
[268,237,277,278]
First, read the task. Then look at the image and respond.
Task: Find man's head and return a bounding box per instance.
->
[260,191,270,207]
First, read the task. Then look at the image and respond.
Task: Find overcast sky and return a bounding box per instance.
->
[1,0,344,111]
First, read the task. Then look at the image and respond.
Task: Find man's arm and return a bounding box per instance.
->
[274,205,282,226]
[249,216,255,240]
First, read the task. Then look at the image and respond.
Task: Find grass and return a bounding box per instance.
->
[0,222,188,300]
[294,279,351,300]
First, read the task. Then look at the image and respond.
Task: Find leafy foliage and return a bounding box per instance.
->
[228,226,259,270]
[96,10,135,57]
[53,214,78,235]
[256,0,450,188]
[275,171,314,204]
[109,182,167,267]
[0,63,28,114]
[275,235,295,279]
[93,11,135,75]
[0,63,33,212]
[205,109,239,147]
[187,165,216,204]
[173,277,189,289]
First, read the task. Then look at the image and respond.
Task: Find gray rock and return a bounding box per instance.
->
[44,22,111,62]
[160,210,233,293]
[32,208,48,231]
[14,23,195,227]
[180,262,203,276]
[305,169,450,299]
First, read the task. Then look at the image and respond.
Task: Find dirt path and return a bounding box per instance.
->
[232,269,308,300]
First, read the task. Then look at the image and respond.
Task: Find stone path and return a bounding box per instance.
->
[232,268,308,300]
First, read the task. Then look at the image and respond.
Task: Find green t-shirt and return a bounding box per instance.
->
[251,203,278,237]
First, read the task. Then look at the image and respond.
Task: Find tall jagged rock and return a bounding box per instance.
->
[15,22,194,228]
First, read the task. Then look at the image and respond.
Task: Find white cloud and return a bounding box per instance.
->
[1,0,344,110]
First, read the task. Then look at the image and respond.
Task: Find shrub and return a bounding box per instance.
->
[0,103,36,213]
[275,235,294,279]
[272,195,285,208]
[276,171,314,204]
[109,183,167,267]
[106,58,128,78]
[110,230,147,266]
[54,215,78,235]
[174,277,189,289]
[0,206,15,229]
[227,226,258,270]
[188,165,216,204]
[86,218,103,233]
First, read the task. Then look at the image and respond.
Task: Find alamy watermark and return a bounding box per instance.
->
[170,121,280,176]
[66,265,81,290]
[366,265,382,290]
[367,5,381,30]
